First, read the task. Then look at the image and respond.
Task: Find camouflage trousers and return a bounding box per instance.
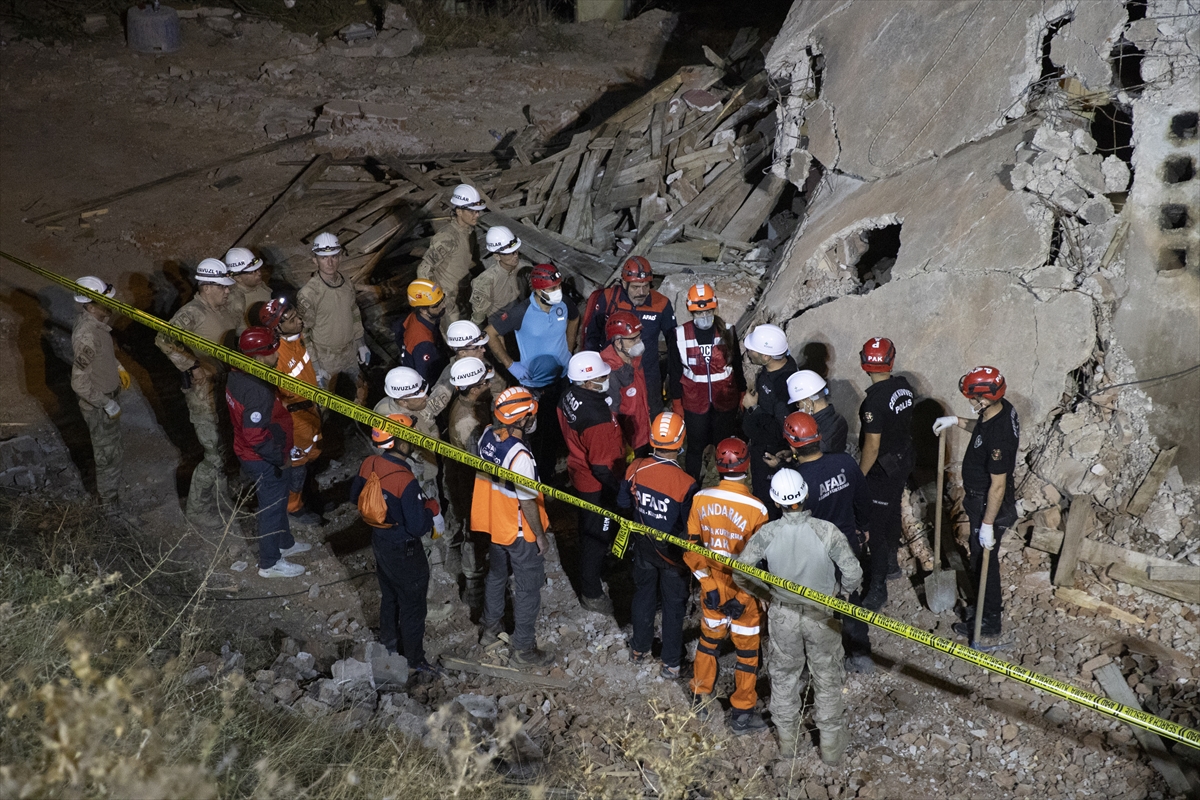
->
[80,392,123,504]
[183,382,232,522]
[768,602,848,763]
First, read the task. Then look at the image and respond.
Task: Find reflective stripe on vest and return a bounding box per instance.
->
[287,349,311,378]
[675,325,733,383]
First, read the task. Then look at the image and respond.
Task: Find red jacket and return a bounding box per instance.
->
[600,344,650,451]
[557,384,624,496]
[226,369,293,466]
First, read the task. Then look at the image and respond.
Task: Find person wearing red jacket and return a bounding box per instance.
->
[599,311,651,455]
[351,413,439,675]
[667,283,745,480]
[226,327,311,579]
[581,256,676,416]
[558,350,624,614]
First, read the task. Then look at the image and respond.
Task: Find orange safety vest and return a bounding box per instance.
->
[276,335,321,465]
[683,479,769,587]
[471,426,549,546]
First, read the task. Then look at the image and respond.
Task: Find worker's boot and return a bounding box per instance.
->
[729,709,768,736]
[819,728,848,765]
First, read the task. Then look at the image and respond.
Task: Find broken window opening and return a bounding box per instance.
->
[1158,248,1188,273]
[1038,16,1073,86]
[854,223,902,292]
[1160,204,1190,230]
[1170,112,1198,141]
[1110,41,1145,94]
[1163,155,1196,184]
[1090,103,1134,173]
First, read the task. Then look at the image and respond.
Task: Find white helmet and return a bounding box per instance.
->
[445,319,489,349]
[311,232,342,256]
[195,258,235,286]
[74,276,116,304]
[567,351,612,383]
[770,469,809,507]
[450,357,489,389]
[384,366,427,399]
[744,324,789,357]
[485,225,521,254]
[223,246,263,273]
[450,184,486,211]
[787,370,827,404]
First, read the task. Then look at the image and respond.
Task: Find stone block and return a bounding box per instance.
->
[321,100,362,118]
[294,696,333,718]
[1033,126,1076,161]
[317,678,346,709]
[1077,196,1114,226]
[332,657,375,689]
[372,653,409,686]
[359,102,408,122]
[1101,156,1130,193]
[382,3,415,31]
[454,693,499,723]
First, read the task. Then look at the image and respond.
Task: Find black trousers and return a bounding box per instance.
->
[577,489,615,599]
[866,470,909,589]
[838,528,872,658]
[964,491,1016,636]
[683,407,739,481]
[630,548,690,668]
[372,531,430,664]
[529,379,565,480]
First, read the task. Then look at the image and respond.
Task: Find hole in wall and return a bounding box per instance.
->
[1091,103,1134,171]
[1158,248,1187,273]
[1162,156,1195,184]
[1125,0,1148,22]
[805,45,824,100]
[1110,41,1145,93]
[854,223,902,292]
[1170,112,1198,140]
[1039,16,1073,84]
[1160,205,1190,230]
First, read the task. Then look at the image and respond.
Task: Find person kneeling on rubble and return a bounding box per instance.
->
[734,469,863,765]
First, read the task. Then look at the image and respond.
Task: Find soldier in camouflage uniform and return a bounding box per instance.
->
[418,184,485,326]
[70,277,128,508]
[445,357,494,584]
[156,258,241,526]
[297,233,369,405]
[735,470,863,765]
[469,225,528,326]
[224,246,272,332]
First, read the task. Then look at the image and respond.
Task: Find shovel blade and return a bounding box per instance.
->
[925,569,956,614]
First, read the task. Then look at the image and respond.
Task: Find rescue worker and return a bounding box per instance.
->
[226,327,311,578]
[599,310,651,455]
[473,387,555,667]
[617,411,697,680]
[684,437,770,734]
[395,279,449,383]
[770,413,875,670]
[581,256,676,415]
[156,258,241,527]
[70,276,129,510]
[423,319,492,421]
[350,413,438,675]
[741,323,797,517]
[224,247,272,330]
[668,283,745,481]
[785,370,848,454]
[558,351,624,614]
[418,184,486,323]
[445,356,494,584]
[857,337,915,610]
[734,469,862,764]
[374,367,444,542]
[935,367,1019,647]
[470,225,528,326]
[297,233,369,404]
[486,263,578,476]
[258,297,322,526]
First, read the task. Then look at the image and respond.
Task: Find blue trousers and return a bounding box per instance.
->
[242,460,293,569]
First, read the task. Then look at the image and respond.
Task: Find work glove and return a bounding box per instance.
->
[979,522,995,549]
[358,345,372,366]
[720,597,746,619]
[932,415,959,435]
[431,513,445,540]
[844,583,862,599]
[117,365,131,391]
[103,399,121,418]
[507,361,530,383]
[703,589,722,611]
[315,368,331,389]
[290,446,304,463]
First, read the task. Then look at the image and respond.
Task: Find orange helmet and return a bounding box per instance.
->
[782,412,821,448]
[715,437,749,474]
[621,256,652,284]
[372,413,414,449]
[686,282,717,313]
[407,279,445,308]
[494,387,538,425]
[650,411,685,452]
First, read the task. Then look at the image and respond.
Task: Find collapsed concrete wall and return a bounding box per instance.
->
[756,0,1200,560]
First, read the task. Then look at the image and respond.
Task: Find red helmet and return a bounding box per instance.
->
[860,337,895,373]
[530,264,562,290]
[605,310,642,342]
[715,437,750,474]
[239,326,279,356]
[621,256,652,284]
[960,366,1006,401]
[259,297,288,329]
[782,412,821,448]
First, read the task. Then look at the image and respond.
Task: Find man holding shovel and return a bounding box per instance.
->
[933,366,1019,649]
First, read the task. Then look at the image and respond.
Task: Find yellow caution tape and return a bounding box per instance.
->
[7,250,1198,752]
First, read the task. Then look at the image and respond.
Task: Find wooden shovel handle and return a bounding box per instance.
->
[933,429,946,571]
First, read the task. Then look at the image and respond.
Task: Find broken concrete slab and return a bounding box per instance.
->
[1047,2,1128,92]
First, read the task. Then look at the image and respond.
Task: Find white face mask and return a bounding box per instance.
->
[523,417,538,435]
[626,340,646,358]
[595,377,610,394]
[542,288,563,305]
[693,312,715,330]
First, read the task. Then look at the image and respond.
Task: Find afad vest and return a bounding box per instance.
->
[675,321,738,413]
[471,426,549,546]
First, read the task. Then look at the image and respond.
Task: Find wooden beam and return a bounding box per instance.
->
[1126,447,1178,516]
[561,145,606,241]
[343,192,440,255]
[380,158,442,193]
[537,132,589,227]
[592,130,630,213]
[480,211,610,289]
[440,656,571,688]
[1054,496,1094,587]
[721,172,787,243]
[1146,563,1200,582]
[1093,663,1195,796]
[234,153,333,248]
[306,185,422,242]
[27,130,328,226]
[1054,588,1145,625]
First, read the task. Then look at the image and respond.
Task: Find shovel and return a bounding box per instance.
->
[973,546,991,646]
[924,430,956,613]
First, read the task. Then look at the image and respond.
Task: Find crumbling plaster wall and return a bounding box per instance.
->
[756,0,1200,556]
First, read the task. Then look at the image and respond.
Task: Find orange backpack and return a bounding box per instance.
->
[357,457,404,528]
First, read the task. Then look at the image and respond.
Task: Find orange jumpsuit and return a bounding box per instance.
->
[276,333,322,512]
[683,478,769,711]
